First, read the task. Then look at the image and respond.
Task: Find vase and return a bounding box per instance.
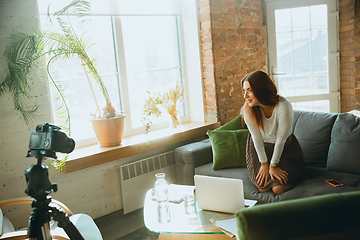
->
[169,112,181,131]
[91,113,126,147]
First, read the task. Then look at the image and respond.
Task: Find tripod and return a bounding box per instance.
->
[25,152,84,240]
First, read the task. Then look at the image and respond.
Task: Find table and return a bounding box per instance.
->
[143,185,234,240]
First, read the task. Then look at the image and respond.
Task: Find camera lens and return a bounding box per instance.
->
[64,137,75,153]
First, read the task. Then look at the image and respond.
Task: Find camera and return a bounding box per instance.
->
[28,123,75,158]
[24,123,84,239]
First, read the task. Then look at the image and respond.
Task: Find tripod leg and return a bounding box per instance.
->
[42,222,52,240]
[50,207,84,240]
[28,207,52,240]
[27,210,41,240]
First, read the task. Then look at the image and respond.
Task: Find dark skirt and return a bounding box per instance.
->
[246,133,304,189]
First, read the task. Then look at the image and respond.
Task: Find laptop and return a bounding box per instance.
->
[194,175,245,213]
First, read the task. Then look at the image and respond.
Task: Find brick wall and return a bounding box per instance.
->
[200,0,267,124]
[201,0,360,120]
[339,0,360,112]
[355,0,360,109]
[200,0,218,122]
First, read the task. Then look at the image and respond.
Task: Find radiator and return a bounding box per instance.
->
[120,151,177,214]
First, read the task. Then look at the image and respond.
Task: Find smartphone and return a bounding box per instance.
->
[325,179,344,187]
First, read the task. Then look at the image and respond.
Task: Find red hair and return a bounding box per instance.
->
[241,71,279,131]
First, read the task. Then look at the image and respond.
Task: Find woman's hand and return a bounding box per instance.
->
[256,163,270,187]
[269,166,289,185]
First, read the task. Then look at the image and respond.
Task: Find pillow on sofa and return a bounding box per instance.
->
[0,208,15,234]
[216,114,246,131]
[207,129,248,170]
[292,111,337,167]
[327,113,360,174]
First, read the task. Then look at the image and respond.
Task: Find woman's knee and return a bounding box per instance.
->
[258,187,271,193]
[272,185,292,195]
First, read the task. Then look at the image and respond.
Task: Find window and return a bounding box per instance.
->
[37,0,202,147]
[42,15,120,143]
[118,16,185,134]
[267,0,339,113]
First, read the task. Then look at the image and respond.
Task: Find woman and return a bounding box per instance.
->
[242,71,303,195]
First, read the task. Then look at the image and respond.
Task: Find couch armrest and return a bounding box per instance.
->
[235,191,360,240]
[175,139,213,185]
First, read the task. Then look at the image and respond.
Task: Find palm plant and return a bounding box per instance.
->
[1,0,117,169]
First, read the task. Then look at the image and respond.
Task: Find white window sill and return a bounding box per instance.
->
[61,121,220,173]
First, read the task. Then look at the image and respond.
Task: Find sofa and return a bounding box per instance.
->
[235,191,360,240]
[175,110,360,204]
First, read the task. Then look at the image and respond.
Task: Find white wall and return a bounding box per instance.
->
[0,0,124,229]
[0,0,53,229]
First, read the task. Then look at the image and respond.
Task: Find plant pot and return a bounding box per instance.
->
[91,114,126,147]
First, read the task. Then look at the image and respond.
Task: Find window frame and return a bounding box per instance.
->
[266,0,340,113]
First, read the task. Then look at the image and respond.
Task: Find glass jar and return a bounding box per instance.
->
[155,173,170,223]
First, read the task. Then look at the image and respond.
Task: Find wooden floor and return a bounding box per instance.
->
[95,208,145,240]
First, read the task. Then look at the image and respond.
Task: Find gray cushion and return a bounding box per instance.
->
[327,113,360,174]
[1,217,15,234]
[293,111,337,167]
[292,110,302,132]
[175,140,213,185]
[51,214,103,240]
[0,208,15,234]
[0,208,2,234]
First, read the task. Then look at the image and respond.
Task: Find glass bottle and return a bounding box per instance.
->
[155,173,170,223]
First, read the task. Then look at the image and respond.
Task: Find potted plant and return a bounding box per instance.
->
[0,0,125,170]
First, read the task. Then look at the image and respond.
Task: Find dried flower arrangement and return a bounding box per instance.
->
[141,84,185,135]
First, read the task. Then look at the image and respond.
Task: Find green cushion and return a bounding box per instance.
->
[235,192,360,240]
[217,114,246,131]
[207,129,249,170]
[206,114,248,170]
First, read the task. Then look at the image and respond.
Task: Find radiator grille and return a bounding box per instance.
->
[120,151,177,214]
[120,151,175,181]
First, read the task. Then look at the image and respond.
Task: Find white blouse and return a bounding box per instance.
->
[243,96,293,165]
